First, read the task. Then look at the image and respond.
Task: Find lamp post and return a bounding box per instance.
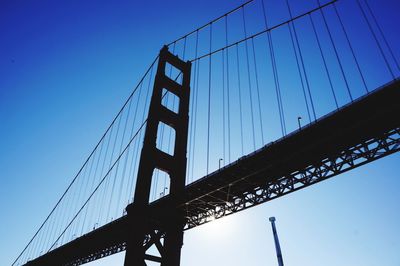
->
[297,116,302,130]
[269,217,284,266]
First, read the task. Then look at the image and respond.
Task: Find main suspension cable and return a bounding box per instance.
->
[167,0,254,46]
[191,0,338,63]
[12,55,159,266]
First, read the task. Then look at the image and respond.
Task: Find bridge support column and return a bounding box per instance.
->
[124,45,191,266]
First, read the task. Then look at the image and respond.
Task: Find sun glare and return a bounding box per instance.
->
[200,216,236,239]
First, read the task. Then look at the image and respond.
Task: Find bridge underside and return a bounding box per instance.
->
[26,79,400,266]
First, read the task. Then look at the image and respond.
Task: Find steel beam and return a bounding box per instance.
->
[25,79,400,265]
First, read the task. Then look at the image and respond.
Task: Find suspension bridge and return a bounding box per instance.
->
[13,0,399,265]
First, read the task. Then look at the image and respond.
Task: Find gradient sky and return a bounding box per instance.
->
[1,0,399,265]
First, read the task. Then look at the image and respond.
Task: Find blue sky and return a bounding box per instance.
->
[1,0,399,265]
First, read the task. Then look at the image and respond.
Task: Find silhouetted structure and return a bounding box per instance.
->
[124,46,191,265]
[16,0,400,265]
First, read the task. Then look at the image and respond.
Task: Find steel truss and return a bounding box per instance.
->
[65,230,165,266]
[24,76,400,266]
[184,127,400,228]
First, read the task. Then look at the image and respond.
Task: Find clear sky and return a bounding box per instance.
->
[1,0,399,265]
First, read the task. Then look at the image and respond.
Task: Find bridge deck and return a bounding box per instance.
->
[27,80,400,265]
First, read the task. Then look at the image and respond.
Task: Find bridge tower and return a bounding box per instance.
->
[124,46,191,266]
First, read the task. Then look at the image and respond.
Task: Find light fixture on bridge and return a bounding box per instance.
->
[297,116,302,130]
[219,158,223,170]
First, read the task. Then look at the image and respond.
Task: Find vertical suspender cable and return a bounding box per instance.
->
[73,154,93,236]
[236,44,245,154]
[86,137,105,232]
[222,49,226,163]
[105,114,123,221]
[125,81,146,203]
[59,158,88,245]
[80,136,103,233]
[207,24,213,175]
[309,14,339,109]
[48,183,66,248]
[48,117,149,252]
[114,94,136,217]
[25,239,33,262]
[130,73,153,200]
[242,8,256,150]
[183,36,187,60]
[356,0,395,80]
[34,217,46,257]
[115,103,137,214]
[13,55,159,266]
[97,112,117,222]
[271,35,286,135]
[286,0,316,121]
[44,193,62,250]
[75,150,98,237]
[251,37,265,145]
[101,115,120,222]
[190,57,201,181]
[189,31,199,182]
[126,138,140,203]
[261,0,286,137]
[333,3,368,93]
[225,15,231,163]
[286,22,312,122]
[78,153,97,233]
[65,157,89,243]
[188,31,199,183]
[364,0,400,73]
[317,0,353,102]
[30,226,39,259]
